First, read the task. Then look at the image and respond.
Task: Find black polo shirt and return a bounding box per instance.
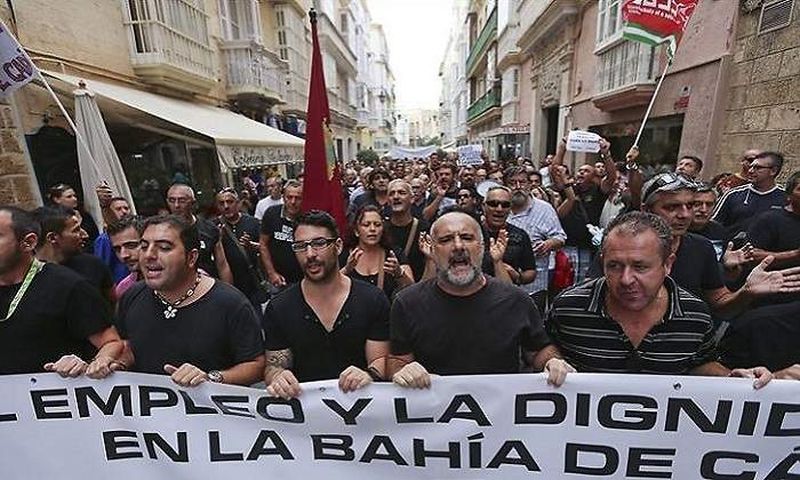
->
[260,205,302,283]
[263,279,390,382]
[720,299,800,372]
[391,277,550,375]
[195,217,221,278]
[547,277,718,374]
[482,223,537,278]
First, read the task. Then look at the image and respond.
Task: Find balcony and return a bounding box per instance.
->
[592,40,656,112]
[317,13,357,76]
[328,90,357,122]
[468,87,501,123]
[121,0,216,95]
[221,40,288,108]
[466,7,497,78]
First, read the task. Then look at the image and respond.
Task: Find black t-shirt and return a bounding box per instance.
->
[339,247,408,299]
[80,210,100,254]
[348,191,392,221]
[578,183,608,226]
[0,263,112,374]
[386,218,428,281]
[748,209,800,257]
[391,277,551,375]
[691,220,727,261]
[62,253,114,304]
[263,279,390,382]
[561,201,593,249]
[219,214,263,297]
[116,281,264,375]
[671,233,724,298]
[195,217,221,278]
[482,223,537,277]
[260,205,302,283]
[747,209,800,305]
[721,300,800,372]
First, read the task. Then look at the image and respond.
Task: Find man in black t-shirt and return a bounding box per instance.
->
[0,206,126,377]
[215,188,264,302]
[263,211,390,399]
[480,186,536,285]
[748,171,800,269]
[33,206,114,305]
[166,184,233,284]
[118,214,265,387]
[259,179,303,287]
[389,211,573,388]
[386,179,427,280]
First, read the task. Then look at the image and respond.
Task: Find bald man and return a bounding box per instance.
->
[388,211,573,388]
[166,184,233,284]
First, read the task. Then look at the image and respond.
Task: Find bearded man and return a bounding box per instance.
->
[388,211,574,388]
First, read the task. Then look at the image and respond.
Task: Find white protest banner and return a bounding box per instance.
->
[0,372,798,479]
[457,144,484,166]
[566,130,602,153]
[0,22,36,96]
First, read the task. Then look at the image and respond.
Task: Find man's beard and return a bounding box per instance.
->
[511,190,528,207]
[437,249,483,287]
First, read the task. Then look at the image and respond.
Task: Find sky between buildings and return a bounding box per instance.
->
[367,0,461,110]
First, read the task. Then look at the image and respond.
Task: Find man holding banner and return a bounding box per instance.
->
[389,211,574,388]
[547,211,771,386]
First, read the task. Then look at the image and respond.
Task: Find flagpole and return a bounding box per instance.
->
[633,57,672,149]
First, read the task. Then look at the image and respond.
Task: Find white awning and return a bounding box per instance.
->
[42,70,304,170]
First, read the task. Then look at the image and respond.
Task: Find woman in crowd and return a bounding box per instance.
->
[341,205,413,299]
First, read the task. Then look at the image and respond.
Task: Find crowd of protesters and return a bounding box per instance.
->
[1,138,798,397]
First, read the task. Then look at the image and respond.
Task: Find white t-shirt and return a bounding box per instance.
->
[254,196,283,220]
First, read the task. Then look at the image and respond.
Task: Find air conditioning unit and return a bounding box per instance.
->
[758,0,794,34]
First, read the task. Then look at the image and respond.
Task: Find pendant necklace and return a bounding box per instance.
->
[154,274,202,319]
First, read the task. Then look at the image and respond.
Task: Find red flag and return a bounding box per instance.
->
[301,9,347,235]
[622,0,698,57]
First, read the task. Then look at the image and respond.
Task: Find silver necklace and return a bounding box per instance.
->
[154,274,202,319]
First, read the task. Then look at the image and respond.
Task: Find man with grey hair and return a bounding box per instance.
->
[547,211,771,387]
[388,211,574,388]
[165,183,233,284]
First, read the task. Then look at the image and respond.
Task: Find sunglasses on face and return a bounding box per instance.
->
[485,200,511,209]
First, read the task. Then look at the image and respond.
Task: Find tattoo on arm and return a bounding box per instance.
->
[264,349,293,382]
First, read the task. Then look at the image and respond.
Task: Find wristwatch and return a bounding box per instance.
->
[207,370,224,383]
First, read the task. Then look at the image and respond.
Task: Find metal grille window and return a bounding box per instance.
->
[759,0,794,34]
[596,40,655,94]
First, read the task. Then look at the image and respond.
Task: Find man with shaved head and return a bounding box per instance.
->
[388,211,574,388]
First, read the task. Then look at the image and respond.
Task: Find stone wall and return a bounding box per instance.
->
[719,3,800,179]
[0,7,41,209]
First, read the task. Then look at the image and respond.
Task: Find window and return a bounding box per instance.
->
[596,40,655,94]
[218,0,260,41]
[759,0,794,34]
[596,0,622,45]
[276,9,285,28]
[280,48,288,61]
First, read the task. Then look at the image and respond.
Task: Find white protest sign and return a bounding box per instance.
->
[566,130,602,153]
[457,144,484,166]
[0,23,36,96]
[1,372,799,479]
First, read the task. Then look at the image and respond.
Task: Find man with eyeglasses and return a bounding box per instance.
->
[165,183,233,284]
[388,211,574,389]
[456,186,481,219]
[716,149,761,194]
[481,186,536,286]
[547,211,771,386]
[504,166,566,296]
[640,172,800,318]
[712,151,786,241]
[262,211,390,399]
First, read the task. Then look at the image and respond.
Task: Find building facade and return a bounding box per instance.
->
[2,0,394,211]
[440,0,798,178]
[718,0,799,178]
[439,0,469,148]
